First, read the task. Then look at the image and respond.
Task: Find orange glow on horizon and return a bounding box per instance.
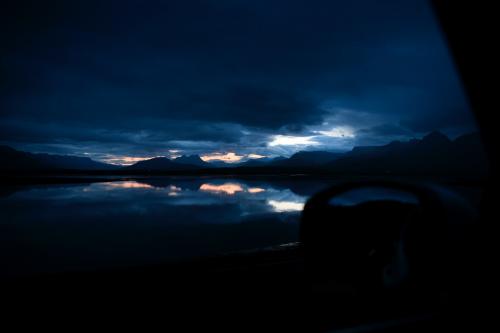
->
[247,154,266,159]
[105,181,153,189]
[200,152,244,163]
[103,156,158,166]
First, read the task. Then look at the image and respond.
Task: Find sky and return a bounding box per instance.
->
[0,0,476,165]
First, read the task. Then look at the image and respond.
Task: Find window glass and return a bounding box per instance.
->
[0,0,486,277]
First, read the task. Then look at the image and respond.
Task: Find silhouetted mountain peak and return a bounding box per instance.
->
[386,140,403,148]
[0,145,118,170]
[173,155,209,167]
[327,131,487,180]
[0,131,487,179]
[126,156,202,171]
[452,132,487,161]
[0,145,19,153]
[272,150,344,167]
[453,132,481,145]
[152,157,170,161]
[128,156,170,165]
[421,131,451,145]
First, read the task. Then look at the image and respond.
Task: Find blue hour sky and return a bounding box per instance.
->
[0,0,476,165]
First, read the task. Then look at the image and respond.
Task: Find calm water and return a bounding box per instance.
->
[0,177,330,277]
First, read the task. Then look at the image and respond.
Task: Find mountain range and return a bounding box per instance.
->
[0,132,489,178]
[124,156,203,171]
[323,131,488,177]
[0,145,118,171]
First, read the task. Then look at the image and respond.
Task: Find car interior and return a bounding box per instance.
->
[1,1,496,332]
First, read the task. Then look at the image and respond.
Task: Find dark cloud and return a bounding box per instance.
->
[353,123,415,146]
[357,124,414,137]
[0,0,476,161]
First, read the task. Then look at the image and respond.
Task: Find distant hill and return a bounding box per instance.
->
[230,131,488,180]
[125,157,201,171]
[34,153,118,170]
[0,132,489,179]
[325,131,489,178]
[0,145,118,171]
[0,145,38,170]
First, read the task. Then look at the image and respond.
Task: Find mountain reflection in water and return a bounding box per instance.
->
[1,177,326,277]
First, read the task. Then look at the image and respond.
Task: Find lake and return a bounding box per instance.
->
[0,176,332,277]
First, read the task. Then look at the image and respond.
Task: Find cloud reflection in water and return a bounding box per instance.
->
[104,181,154,189]
[267,200,305,212]
[37,179,309,216]
[199,183,244,195]
[1,178,317,278]
[95,180,308,215]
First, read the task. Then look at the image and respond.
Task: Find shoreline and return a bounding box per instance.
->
[0,172,488,188]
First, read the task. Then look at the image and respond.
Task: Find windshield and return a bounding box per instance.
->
[0,0,486,277]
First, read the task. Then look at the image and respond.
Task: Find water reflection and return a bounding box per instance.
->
[198,182,268,196]
[199,183,244,195]
[0,177,324,277]
[104,181,154,189]
[100,179,308,214]
[248,187,266,194]
[267,200,305,212]
[168,185,182,196]
[0,178,480,279]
